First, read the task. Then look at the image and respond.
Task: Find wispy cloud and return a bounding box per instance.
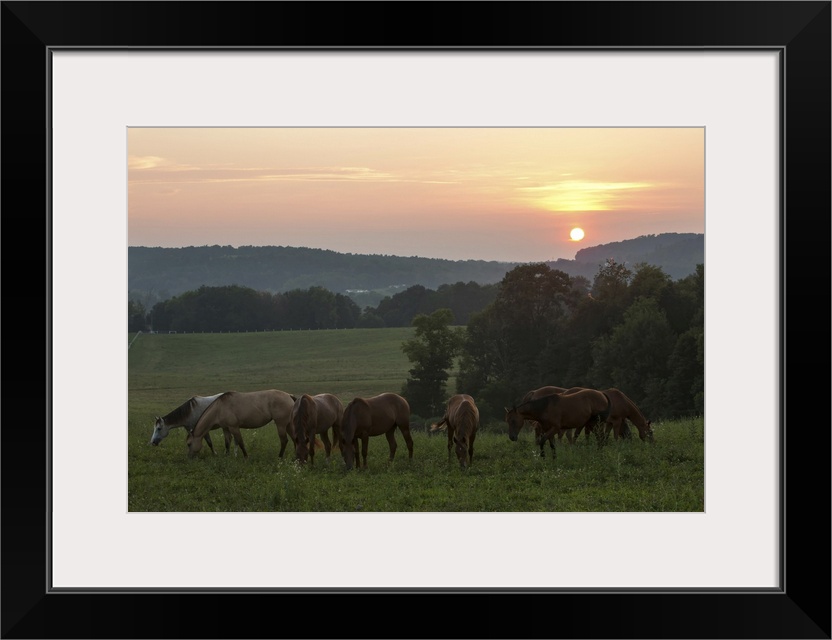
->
[129,163,460,186]
[518,179,653,211]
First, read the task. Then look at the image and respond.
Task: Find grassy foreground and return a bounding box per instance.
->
[128,329,704,512]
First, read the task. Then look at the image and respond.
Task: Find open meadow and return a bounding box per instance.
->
[128,329,704,512]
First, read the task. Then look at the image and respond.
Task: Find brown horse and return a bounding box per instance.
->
[433,394,480,469]
[186,389,296,458]
[600,388,654,442]
[340,393,413,470]
[505,388,611,458]
[520,386,593,448]
[291,393,344,464]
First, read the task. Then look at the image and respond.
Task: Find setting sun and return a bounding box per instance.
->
[570,227,585,241]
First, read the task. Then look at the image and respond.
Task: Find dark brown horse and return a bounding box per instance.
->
[433,394,480,469]
[600,388,654,442]
[340,393,413,470]
[186,389,296,458]
[505,388,611,457]
[291,393,344,464]
[520,386,593,448]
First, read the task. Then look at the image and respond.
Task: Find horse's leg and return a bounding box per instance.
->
[230,427,248,458]
[612,418,622,441]
[320,431,333,465]
[400,423,414,460]
[223,428,233,455]
[385,429,398,463]
[204,432,216,455]
[446,425,454,462]
[276,422,289,458]
[468,432,476,466]
[360,436,370,469]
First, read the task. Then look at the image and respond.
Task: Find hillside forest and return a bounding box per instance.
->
[129,258,704,426]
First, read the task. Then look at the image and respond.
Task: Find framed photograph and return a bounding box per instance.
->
[4,2,829,638]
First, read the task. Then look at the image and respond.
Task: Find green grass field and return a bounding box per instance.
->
[128,329,704,512]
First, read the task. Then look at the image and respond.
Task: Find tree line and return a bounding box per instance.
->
[129,258,704,422]
[399,259,703,423]
[129,280,499,332]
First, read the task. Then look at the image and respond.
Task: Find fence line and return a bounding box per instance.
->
[128,331,142,350]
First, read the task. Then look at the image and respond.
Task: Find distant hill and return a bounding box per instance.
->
[128,233,703,306]
[547,232,704,282]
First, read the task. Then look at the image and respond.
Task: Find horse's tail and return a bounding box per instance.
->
[430,417,448,433]
[600,392,612,421]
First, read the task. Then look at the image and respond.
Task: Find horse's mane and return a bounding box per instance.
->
[296,394,312,428]
[341,397,367,437]
[162,396,200,424]
[515,393,560,413]
[613,389,649,426]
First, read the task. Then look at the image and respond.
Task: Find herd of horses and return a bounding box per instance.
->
[149,385,653,470]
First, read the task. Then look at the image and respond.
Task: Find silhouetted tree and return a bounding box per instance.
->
[400,308,463,417]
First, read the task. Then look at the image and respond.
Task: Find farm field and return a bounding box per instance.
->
[128,329,704,512]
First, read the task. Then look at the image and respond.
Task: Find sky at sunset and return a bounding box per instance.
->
[128,127,704,263]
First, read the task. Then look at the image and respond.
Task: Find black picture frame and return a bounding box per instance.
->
[3,2,829,638]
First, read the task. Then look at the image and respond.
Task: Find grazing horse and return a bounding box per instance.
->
[186,389,296,459]
[505,388,611,458]
[433,394,480,469]
[291,393,344,464]
[519,386,594,448]
[340,393,413,470]
[150,393,229,454]
[600,388,654,442]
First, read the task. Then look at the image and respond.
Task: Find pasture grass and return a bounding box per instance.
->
[128,330,704,512]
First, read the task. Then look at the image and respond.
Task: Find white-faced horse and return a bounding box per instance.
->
[186,390,296,459]
[150,393,230,454]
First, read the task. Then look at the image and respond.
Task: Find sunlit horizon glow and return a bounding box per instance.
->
[128,127,704,263]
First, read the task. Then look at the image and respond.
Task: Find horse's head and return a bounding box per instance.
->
[340,438,356,470]
[150,417,170,446]
[504,407,524,441]
[185,431,202,458]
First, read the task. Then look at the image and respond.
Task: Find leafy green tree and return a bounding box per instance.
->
[400,308,463,417]
[334,293,361,328]
[128,300,148,332]
[588,297,676,418]
[455,264,579,417]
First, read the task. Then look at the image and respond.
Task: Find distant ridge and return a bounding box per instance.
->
[548,232,704,282]
[128,233,703,304]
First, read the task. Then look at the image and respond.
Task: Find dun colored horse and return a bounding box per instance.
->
[600,388,654,442]
[150,393,229,454]
[505,388,611,457]
[186,389,296,459]
[291,393,344,464]
[432,394,480,469]
[340,393,413,470]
